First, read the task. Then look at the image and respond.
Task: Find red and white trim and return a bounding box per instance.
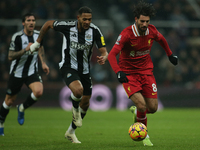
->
[132,24,149,37]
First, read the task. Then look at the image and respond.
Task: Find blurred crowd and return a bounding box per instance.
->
[1,0,200,88]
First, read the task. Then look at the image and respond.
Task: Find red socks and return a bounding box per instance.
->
[137,110,147,126]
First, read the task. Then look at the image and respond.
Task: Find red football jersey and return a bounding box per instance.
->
[108,24,172,75]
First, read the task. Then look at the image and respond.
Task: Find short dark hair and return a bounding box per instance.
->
[22,13,35,22]
[133,1,156,18]
[78,6,92,15]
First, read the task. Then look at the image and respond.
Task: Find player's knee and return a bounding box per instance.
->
[73,88,83,98]
[5,98,15,106]
[5,95,17,106]
[33,90,43,98]
[137,104,146,112]
[148,107,158,114]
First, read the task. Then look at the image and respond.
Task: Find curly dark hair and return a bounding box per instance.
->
[133,1,156,18]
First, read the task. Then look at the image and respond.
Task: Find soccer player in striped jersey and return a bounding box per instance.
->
[108,1,178,146]
[30,6,108,143]
[0,13,49,136]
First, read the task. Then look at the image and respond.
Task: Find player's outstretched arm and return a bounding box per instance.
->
[156,33,178,65]
[30,20,55,53]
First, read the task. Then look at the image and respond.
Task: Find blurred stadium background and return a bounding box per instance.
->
[1,0,200,109]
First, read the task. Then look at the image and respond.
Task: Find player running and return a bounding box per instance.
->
[0,13,49,136]
[30,6,108,143]
[108,1,178,146]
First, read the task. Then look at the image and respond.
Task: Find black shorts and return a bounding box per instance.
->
[60,68,92,95]
[6,73,42,95]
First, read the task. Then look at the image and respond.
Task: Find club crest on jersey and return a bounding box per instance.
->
[85,34,92,41]
[148,39,151,46]
[67,73,72,78]
[115,35,121,45]
[7,89,12,95]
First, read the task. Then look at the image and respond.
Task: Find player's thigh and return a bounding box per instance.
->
[145,98,158,113]
[142,75,158,99]
[6,74,24,95]
[29,82,43,94]
[26,73,43,96]
[80,73,92,96]
[130,92,146,112]
[61,68,83,96]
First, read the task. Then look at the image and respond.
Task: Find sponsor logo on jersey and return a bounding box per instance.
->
[130,51,135,57]
[130,50,150,57]
[152,92,157,95]
[71,33,77,37]
[70,41,91,50]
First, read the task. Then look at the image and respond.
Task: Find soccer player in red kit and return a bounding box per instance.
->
[108,1,178,146]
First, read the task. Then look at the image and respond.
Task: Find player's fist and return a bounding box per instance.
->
[168,54,178,65]
[30,41,40,53]
[116,71,129,83]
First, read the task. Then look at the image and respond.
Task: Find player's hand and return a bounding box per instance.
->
[168,54,178,65]
[116,71,129,83]
[97,56,106,65]
[42,63,50,75]
[30,41,40,53]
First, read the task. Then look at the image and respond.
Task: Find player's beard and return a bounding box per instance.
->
[138,25,147,34]
[79,22,89,32]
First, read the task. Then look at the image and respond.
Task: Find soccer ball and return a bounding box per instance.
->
[128,122,147,141]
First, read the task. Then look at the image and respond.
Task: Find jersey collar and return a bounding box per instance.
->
[132,23,149,37]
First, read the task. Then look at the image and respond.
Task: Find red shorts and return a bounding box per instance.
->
[122,74,158,98]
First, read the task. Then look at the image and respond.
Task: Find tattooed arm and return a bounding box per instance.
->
[38,46,49,75]
[8,43,31,61]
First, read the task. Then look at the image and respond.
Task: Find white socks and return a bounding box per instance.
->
[19,104,24,112]
[3,101,11,109]
[67,123,75,134]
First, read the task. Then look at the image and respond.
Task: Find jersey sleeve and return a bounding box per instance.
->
[53,21,68,32]
[9,35,21,51]
[153,27,172,56]
[94,27,106,49]
[108,31,129,73]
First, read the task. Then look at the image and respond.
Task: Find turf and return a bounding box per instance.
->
[0,108,199,150]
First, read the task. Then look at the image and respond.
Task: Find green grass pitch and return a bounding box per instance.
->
[0,108,200,150]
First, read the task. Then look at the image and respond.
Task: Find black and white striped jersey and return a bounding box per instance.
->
[9,30,40,78]
[53,20,106,74]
